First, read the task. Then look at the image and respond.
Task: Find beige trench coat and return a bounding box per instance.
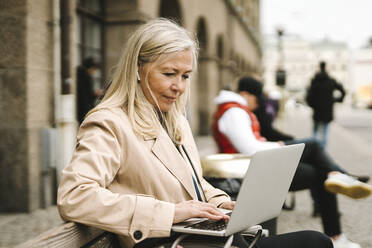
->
[57,107,230,247]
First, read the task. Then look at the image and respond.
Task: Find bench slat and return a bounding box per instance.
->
[82,232,118,248]
[15,222,108,248]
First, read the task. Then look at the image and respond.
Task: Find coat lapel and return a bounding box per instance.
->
[144,130,197,199]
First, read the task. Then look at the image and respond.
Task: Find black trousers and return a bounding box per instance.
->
[287,139,343,236]
[256,230,332,248]
[134,230,332,248]
[285,138,345,174]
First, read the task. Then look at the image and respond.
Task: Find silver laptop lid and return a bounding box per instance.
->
[225,144,304,236]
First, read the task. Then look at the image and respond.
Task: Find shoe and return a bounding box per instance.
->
[349,173,370,183]
[332,234,361,248]
[325,173,372,199]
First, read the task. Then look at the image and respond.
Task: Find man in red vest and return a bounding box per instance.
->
[212,76,371,248]
[212,79,281,155]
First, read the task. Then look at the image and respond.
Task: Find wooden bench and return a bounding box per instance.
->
[15,222,119,248]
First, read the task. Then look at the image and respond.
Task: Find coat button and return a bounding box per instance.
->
[133,230,143,240]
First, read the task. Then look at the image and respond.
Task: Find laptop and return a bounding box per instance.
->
[171,144,305,237]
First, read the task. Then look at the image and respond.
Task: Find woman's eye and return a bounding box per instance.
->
[182,74,190,80]
[163,72,175,77]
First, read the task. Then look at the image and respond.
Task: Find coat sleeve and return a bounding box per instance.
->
[57,111,175,243]
[218,108,281,156]
[256,110,294,141]
[201,177,231,206]
[333,80,346,103]
[306,85,315,108]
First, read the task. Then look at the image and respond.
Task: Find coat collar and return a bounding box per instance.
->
[144,129,197,199]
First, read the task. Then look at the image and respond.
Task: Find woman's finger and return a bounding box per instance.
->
[219,201,235,210]
[173,200,230,223]
[196,204,230,220]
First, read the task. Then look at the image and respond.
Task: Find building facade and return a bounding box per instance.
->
[349,45,372,107]
[262,35,350,103]
[0,0,261,212]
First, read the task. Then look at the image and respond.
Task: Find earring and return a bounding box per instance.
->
[137,71,141,81]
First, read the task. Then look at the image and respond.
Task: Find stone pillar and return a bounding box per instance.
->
[0,1,29,212]
[0,0,55,212]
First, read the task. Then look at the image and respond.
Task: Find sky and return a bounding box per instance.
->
[261,0,372,49]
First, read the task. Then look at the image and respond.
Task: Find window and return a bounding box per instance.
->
[76,0,104,88]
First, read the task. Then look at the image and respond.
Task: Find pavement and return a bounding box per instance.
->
[273,104,372,248]
[1,104,372,247]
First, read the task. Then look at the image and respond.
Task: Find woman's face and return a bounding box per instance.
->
[139,50,193,112]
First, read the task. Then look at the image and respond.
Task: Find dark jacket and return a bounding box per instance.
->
[77,65,95,123]
[306,72,345,123]
[254,100,294,142]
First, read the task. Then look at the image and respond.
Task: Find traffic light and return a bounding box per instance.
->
[276,69,286,86]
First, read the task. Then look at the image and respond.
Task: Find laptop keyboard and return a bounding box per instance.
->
[185,212,231,231]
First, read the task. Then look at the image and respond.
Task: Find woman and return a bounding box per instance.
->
[57,18,332,248]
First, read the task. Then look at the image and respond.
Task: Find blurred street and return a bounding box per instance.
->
[1,103,372,247]
[276,103,372,248]
[336,106,372,144]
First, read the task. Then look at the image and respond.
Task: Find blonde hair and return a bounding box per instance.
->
[88,18,199,143]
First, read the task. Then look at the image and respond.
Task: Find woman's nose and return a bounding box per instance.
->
[171,76,185,92]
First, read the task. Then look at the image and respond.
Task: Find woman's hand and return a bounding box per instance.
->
[219,201,235,210]
[173,200,230,224]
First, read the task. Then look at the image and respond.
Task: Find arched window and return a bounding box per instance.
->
[216,35,225,89]
[196,18,209,135]
[159,0,183,24]
[217,35,224,59]
[197,18,208,53]
[76,0,104,88]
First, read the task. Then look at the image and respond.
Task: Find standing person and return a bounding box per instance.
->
[57,19,333,248]
[212,76,372,248]
[76,57,103,123]
[306,61,346,148]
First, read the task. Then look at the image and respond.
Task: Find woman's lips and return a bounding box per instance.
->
[164,96,177,102]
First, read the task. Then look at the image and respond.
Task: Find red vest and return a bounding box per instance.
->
[212,102,264,153]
